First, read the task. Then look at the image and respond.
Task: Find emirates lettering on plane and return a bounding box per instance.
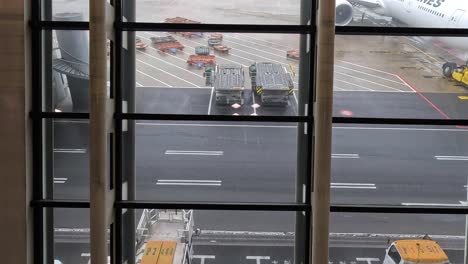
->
[416,0,445,8]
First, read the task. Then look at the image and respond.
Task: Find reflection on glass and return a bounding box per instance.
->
[124,209,303,264]
[334,35,468,119]
[131,32,305,116]
[47,30,90,112]
[330,212,463,264]
[45,0,89,21]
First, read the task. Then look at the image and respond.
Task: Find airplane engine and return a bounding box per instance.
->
[336,0,354,26]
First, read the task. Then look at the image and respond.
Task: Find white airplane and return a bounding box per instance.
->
[335,0,468,64]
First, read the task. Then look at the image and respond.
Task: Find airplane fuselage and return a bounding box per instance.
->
[381,0,468,52]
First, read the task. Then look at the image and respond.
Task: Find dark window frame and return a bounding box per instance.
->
[30,0,468,264]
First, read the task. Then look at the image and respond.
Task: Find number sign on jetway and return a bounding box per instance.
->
[142,240,176,264]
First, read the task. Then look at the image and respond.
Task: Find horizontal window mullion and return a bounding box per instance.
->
[119,22,311,34]
[333,117,468,126]
[117,201,310,211]
[332,205,468,215]
[38,112,90,119]
[38,21,90,30]
[30,199,90,208]
[336,26,468,37]
[117,113,311,123]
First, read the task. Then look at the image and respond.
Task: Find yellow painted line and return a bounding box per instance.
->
[458,96,468,100]
[406,43,441,64]
[157,241,177,264]
[142,240,163,264]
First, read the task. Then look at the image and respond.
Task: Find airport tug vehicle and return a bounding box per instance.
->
[442,62,468,87]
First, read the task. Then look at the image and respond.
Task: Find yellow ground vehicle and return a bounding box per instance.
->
[442,62,468,87]
[383,239,450,264]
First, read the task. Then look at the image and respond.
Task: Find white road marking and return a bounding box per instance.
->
[333,126,468,132]
[158,180,221,183]
[332,183,376,189]
[335,65,406,85]
[137,86,212,89]
[335,89,415,93]
[156,183,221,186]
[228,46,288,66]
[137,59,200,87]
[208,86,214,115]
[142,32,248,67]
[225,34,287,53]
[136,82,143,87]
[156,179,222,186]
[137,50,203,79]
[54,177,68,184]
[235,34,294,50]
[338,60,401,77]
[193,255,216,264]
[356,258,380,264]
[165,150,224,156]
[335,78,374,91]
[402,201,468,206]
[335,71,404,92]
[136,69,173,87]
[53,148,87,154]
[332,153,360,159]
[223,38,286,59]
[136,35,189,64]
[178,36,256,66]
[332,183,374,186]
[246,256,270,264]
[435,155,468,161]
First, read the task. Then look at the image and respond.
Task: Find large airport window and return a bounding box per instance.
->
[31,0,468,264]
[331,124,468,206]
[130,121,304,203]
[131,32,307,116]
[32,0,313,263]
[122,209,306,264]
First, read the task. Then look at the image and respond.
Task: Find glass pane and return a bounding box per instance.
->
[330,212,465,264]
[126,121,307,203]
[122,209,305,264]
[53,208,90,264]
[127,32,308,116]
[331,124,468,205]
[135,1,308,25]
[49,119,89,199]
[334,35,468,119]
[53,208,110,263]
[337,1,468,28]
[44,30,91,113]
[44,0,89,21]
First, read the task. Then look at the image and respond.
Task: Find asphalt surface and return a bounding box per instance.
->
[54,243,466,264]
